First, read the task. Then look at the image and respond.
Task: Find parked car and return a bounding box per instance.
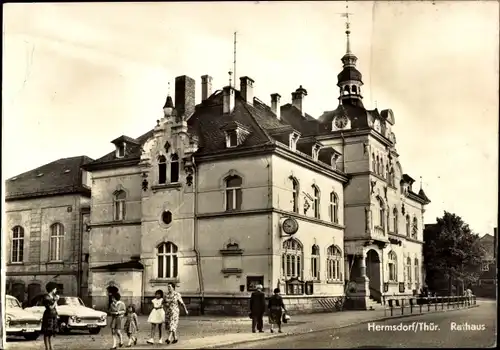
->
[25,295,107,334]
[5,295,42,340]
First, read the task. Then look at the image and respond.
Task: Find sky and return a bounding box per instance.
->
[2,1,498,236]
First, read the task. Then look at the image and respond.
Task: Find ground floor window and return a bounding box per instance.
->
[326,245,342,281]
[282,238,303,279]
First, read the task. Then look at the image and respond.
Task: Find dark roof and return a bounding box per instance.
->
[6,156,93,201]
[91,260,144,271]
[418,188,430,202]
[316,103,373,133]
[337,66,363,84]
[111,135,140,145]
[280,104,320,136]
[86,89,300,169]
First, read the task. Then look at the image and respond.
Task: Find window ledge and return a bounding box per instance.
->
[152,183,182,192]
[8,262,24,266]
[221,268,243,276]
[47,261,64,265]
[326,280,343,284]
[388,281,398,285]
[220,249,244,256]
[149,278,179,286]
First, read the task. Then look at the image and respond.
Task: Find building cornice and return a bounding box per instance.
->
[388,232,423,245]
[197,208,345,230]
[5,186,91,202]
[82,157,140,172]
[89,220,142,228]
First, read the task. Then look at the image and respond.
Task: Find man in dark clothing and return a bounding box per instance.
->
[249,284,266,333]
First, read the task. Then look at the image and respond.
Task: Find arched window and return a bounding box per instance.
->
[291,177,299,213]
[406,257,412,287]
[114,190,126,221]
[50,223,64,261]
[343,86,349,95]
[157,242,178,279]
[282,239,303,279]
[376,156,380,175]
[412,217,418,239]
[352,85,357,94]
[170,153,180,183]
[225,175,242,211]
[312,185,320,219]
[414,258,420,288]
[388,251,397,282]
[405,215,411,236]
[311,245,320,280]
[11,226,24,263]
[327,245,342,281]
[378,197,385,229]
[158,155,167,184]
[392,207,398,233]
[329,192,339,223]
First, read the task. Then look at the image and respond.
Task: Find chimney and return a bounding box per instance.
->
[291,85,308,115]
[271,93,281,120]
[201,75,213,101]
[175,75,196,119]
[223,86,235,114]
[240,76,255,105]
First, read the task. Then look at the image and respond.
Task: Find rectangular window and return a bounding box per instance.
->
[389,263,396,281]
[117,144,125,158]
[157,256,164,278]
[12,240,24,262]
[226,188,242,210]
[311,257,319,280]
[227,131,238,147]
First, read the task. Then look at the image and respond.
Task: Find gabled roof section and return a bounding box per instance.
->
[280,103,319,136]
[6,155,93,201]
[111,135,140,145]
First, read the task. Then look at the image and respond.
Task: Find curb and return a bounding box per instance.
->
[197,304,479,349]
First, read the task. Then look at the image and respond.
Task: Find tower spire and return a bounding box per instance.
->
[233,31,237,88]
[343,2,352,54]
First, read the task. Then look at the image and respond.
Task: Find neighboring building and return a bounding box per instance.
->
[472,228,497,298]
[82,22,430,315]
[4,156,93,305]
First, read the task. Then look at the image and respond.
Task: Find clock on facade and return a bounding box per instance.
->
[334,115,348,129]
[282,217,299,235]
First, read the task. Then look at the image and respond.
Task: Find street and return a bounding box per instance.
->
[222,301,497,349]
[4,301,495,349]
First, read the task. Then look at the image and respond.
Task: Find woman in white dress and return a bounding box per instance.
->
[147,290,166,344]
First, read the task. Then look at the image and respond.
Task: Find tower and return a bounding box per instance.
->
[337,6,364,108]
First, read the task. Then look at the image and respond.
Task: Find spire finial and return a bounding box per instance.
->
[342,1,353,54]
[228,70,233,87]
[167,82,171,96]
[420,176,423,190]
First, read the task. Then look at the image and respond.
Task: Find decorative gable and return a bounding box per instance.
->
[220,121,251,148]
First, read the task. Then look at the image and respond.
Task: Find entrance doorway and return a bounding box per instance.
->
[365,250,381,301]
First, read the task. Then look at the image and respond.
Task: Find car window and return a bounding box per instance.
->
[6,297,21,308]
[57,297,84,307]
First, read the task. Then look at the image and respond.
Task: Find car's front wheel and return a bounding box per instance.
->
[23,332,40,341]
[89,328,101,335]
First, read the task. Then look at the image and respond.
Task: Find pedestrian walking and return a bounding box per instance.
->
[249,284,266,333]
[268,288,287,333]
[123,305,139,347]
[147,289,166,344]
[109,293,126,349]
[42,282,59,350]
[164,283,188,344]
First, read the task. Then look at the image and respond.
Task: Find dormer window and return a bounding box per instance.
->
[312,143,322,161]
[289,132,300,151]
[226,130,238,148]
[331,154,340,169]
[116,143,125,158]
[221,121,251,149]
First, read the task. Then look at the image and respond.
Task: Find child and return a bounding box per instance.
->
[146,290,165,344]
[109,293,126,349]
[124,305,139,347]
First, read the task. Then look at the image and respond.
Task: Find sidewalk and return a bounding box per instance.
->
[129,302,479,349]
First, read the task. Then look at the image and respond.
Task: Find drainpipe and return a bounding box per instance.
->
[340,132,346,171]
[192,157,205,314]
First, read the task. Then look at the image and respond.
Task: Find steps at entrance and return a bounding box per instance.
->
[367,297,384,310]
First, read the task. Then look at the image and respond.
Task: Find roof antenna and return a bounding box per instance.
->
[233,31,237,88]
[228,70,233,88]
[340,0,353,54]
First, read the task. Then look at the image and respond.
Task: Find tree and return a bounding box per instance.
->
[423,211,485,295]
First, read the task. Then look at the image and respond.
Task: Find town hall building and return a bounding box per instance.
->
[81,23,430,314]
[5,22,430,315]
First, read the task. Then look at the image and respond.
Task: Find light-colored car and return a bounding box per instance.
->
[25,295,107,334]
[5,295,42,340]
